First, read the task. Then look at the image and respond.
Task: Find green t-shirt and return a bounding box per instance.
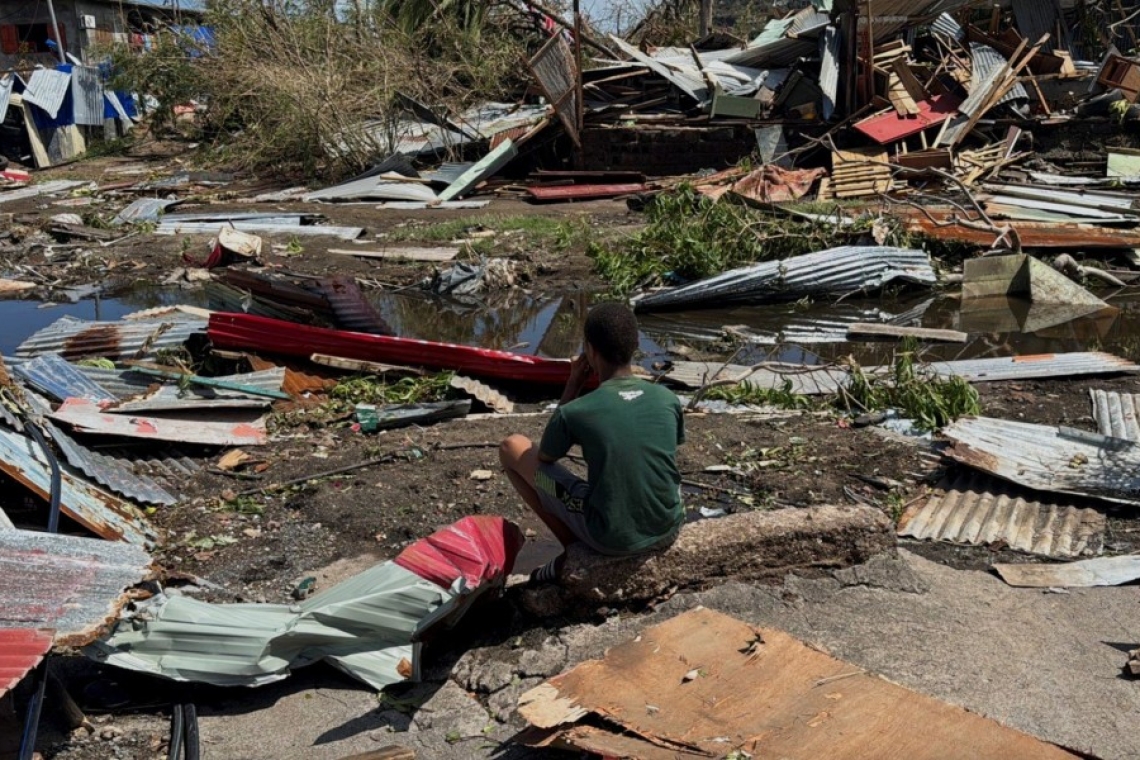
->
[540,375,685,553]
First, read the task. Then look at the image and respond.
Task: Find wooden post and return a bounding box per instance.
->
[699,0,714,38]
[573,0,584,169]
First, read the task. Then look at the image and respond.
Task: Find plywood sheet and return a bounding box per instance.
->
[518,607,1079,759]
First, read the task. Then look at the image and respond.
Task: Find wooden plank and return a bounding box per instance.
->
[336,747,415,760]
[12,93,50,168]
[846,323,969,343]
[326,247,458,262]
[310,353,425,376]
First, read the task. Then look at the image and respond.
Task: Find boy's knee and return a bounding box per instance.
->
[499,434,532,466]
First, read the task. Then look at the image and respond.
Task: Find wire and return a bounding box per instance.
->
[167,705,184,760]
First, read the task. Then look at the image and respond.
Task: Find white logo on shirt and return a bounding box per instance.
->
[619,390,644,401]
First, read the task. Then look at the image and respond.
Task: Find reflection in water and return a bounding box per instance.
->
[7,283,1140,369]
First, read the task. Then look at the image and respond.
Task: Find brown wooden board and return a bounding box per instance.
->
[518,607,1081,760]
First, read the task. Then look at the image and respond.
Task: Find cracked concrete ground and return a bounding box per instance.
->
[176,549,1140,759]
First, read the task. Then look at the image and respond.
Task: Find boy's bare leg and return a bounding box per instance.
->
[499,434,577,548]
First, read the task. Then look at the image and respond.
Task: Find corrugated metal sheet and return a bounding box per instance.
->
[986,196,1132,222]
[632,246,936,311]
[985,183,1138,211]
[420,163,473,186]
[899,471,1105,558]
[51,398,268,447]
[98,446,205,491]
[854,94,960,144]
[819,25,840,121]
[23,69,71,118]
[724,36,816,68]
[965,44,1028,114]
[70,66,105,126]
[437,139,518,202]
[156,221,363,240]
[942,417,1140,507]
[1012,0,1062,54]
[314,277,394,335]
[12,352,118,403]
[931,12,964,40]
[14,315,206,361]
[89,516,522,690]
[924,352,1140,383]
[449,375,514,414]
[0,180,87,205]
[665,352,1138,391]
[529,33,579,146]
[0,529,152,646]
[18,389,178,507]
[1091,389,1140,442]
[303,177,437,203]
[609,35,709,102]
[0,426,155,544]
[0,628,53,698]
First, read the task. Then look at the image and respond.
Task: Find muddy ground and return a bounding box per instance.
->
[4,145,1140,759]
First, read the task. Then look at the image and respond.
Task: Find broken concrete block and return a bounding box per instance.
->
[962,253,1110,308]
[411,680,490,737]
[540,505,894,609]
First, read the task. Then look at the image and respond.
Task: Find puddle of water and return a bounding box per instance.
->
[0,285,213,356]
[6,281,1140,370]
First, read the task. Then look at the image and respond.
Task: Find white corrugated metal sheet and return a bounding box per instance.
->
[1091,389,1140,442]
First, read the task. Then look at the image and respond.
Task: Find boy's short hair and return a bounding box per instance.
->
[584,302,639,366]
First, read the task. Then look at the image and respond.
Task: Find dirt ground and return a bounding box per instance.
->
[5,146,1140,759]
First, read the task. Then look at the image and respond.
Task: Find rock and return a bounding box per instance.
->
[517,638,566,678]
[487,676,542,725]
[453,653,513,694]
[100,725,124,741]
[554,505,896,608]
[412,681,490,738]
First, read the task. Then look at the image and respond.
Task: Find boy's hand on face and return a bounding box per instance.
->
[569,353,592,385]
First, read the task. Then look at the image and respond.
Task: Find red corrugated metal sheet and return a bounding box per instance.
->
[395,516,523,590]
[0,628,53,697]
[208,313,576,386]
[853,94,961,144]
[527,183,647,201]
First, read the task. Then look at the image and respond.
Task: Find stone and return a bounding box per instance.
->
[557,505,895,607]
[452,652,514,694]
[517,638,567,678]
[411,681,490,738]
[487,676,542,726]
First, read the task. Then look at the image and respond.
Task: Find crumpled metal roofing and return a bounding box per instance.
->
[156,221,364,240]
[15,315,207,362]
[111,197,180,226]
[899,471,1105,558]
[0,529,152,646]
[89,516,522,690]
[314,277,394,335]
[0,628,53,698]
[632,246,936,311]
[962,44,1028,116]
[1091,389,1140,442]
[942,417,1140,507]
[931,12,964,40]
[11,352,118,403]
[0,426,156,544]
[19,389,178,507]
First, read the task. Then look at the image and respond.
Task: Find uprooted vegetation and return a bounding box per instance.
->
[701,340,981,432]
[105,0,538,177]
[588,185,916,296]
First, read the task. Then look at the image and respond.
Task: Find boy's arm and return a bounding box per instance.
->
[539,407,573,463]
[559,353,592,407]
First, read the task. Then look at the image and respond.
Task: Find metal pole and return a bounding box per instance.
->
[45,0,68,64]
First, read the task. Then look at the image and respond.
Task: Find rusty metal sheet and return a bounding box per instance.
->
[14,315,206,362]
[526,183,647,201]
[0,529,151,647]
[245,355,338,397]
[0,427,155,545]
[518,607,1079,759]
[942,417,1140,507]
[899,471,1105,558]
[51,398,268,447]
[0,628,54,698]
[904,210,1140,249]
[1091,389,1140,442]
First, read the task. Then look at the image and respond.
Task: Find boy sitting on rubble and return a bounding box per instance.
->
[499,302,685,583]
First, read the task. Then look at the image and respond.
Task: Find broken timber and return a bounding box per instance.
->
[845,323,968,343]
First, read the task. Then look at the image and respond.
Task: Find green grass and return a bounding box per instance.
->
[329,373,455,406]
[704,379,815,410]
[385,215,592,251]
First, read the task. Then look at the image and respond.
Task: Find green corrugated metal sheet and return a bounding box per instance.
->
[1107,149,1140,178]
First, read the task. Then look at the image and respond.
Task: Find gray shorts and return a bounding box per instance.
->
[534,461,674,557]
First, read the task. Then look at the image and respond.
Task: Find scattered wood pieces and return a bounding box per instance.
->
[846,323,969,343]
[326,247,459,262]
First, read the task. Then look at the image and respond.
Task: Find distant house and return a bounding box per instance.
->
[0,0,206,72]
